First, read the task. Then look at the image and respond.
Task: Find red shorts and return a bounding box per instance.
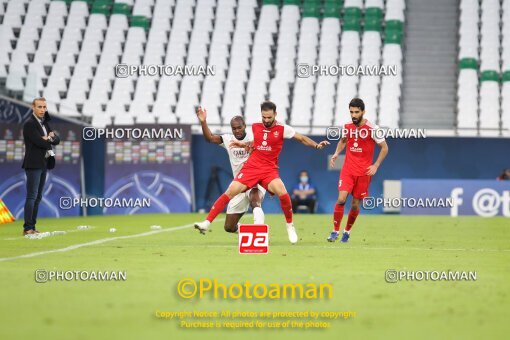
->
[338,172,372,199]
[234,167,279,193]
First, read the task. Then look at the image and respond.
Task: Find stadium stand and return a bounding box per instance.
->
[457,0,508,136]
[1,0,407,132]
[1,0,508,136]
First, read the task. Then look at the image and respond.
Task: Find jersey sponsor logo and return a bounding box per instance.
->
[232,149,248,158]
[256,145,272,151]
[239,224,269,254]
[350,146,363,153]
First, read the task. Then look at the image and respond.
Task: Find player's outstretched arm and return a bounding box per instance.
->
[293,132,330,149]
[229,140,253,153]
[366,140,389,176]
[196,106,222,144]
[330,137,347,167]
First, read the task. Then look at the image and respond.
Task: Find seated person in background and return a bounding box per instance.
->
[291,170,317,213]
[497,168,510,180]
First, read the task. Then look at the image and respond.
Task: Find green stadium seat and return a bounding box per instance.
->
[364,17,382,32]
[384,29,403,44]
[112,3,131,16]
[385,19,404,32]
[303,1,320,18]
[458,58,478,70]
[365,7,383,20]
[502,71,510,82]
[343,7,362,19]
[480,70,500,82]
[343,16,361,31]
[283,0,301,5]
[263,0,282,5]
[323,0,342,18]
[323,7,341,18]
[91,4,110,15]
[130,15,150,31]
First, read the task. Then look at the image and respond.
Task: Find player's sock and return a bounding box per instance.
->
[253,207,265,224]
[344,208,360,232]
[206,194,231,222]
[333,203,345,232]
[279,193,293,223]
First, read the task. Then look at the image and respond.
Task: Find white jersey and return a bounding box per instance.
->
[220,131,253,177]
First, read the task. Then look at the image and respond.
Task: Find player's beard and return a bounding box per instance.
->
[263,119,275,128]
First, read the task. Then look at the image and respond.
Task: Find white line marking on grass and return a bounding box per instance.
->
[0,223,196,262]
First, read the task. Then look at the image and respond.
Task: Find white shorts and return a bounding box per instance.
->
[226,184,266,214]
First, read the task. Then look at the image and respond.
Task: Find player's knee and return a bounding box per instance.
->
[337,198,347,205]
[224,190,235,199]
[224,224,238,233]
[351,204,360,212]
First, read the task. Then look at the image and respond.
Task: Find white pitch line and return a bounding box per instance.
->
[0,223,195,263]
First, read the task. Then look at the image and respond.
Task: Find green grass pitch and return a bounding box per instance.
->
[0,213,508,340]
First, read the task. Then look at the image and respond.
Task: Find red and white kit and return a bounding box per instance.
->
[234,122,295,191]
[338,121,385,198]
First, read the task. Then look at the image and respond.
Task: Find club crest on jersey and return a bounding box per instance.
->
[273,131,279,138]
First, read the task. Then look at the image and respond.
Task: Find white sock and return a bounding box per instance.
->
[203,220,211,227]
[344,229,350,234]
[253,207,265,224]
[286,222,294,228]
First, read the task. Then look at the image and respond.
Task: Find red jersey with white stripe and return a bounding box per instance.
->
[342,120,385,176]
[243,122,296,170]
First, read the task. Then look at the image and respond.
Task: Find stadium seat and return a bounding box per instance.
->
[0,0,412,133]
[335,12,361,125]
[479,71,501,131]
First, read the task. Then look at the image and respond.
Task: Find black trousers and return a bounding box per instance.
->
[23,166,48,230]
[292,197,316,214]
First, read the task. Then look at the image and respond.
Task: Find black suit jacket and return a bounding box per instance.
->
[22,112,60,170]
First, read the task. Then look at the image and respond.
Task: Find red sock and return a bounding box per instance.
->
[333,204,345,231]
[345,208,360,232]
[279,193,293,223]
[206,194,231,222]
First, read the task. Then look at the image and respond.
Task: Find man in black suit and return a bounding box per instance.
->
[22,97,60,235]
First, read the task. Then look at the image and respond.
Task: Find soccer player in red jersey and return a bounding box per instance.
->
[194,101,329,244]
[328,98,389,243]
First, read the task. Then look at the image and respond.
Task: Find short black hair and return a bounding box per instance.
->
[349,98,365,111]
[230,115,245,125]
[260,101,277,112]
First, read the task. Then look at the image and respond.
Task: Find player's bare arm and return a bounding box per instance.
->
[196,106,222,144]
[293,132,330,149]
[229,139,253,153]
[366,140,389,176]
[330,137,347,167]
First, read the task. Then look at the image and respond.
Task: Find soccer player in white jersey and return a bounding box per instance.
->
[196,106,265,233]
